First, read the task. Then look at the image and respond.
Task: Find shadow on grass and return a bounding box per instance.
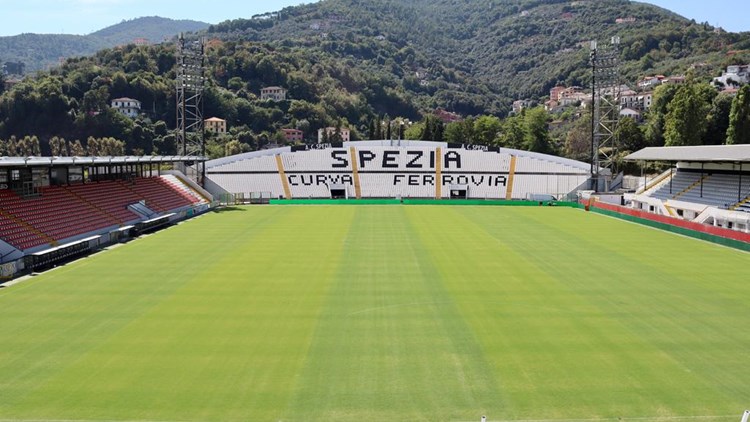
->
[213,206,247,213]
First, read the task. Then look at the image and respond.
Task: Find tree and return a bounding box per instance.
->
[564,112,592,162]
[727,85,750,144]
[368,118,377,140]
[404,121,424,140]
[616,116,646,153]
[664,82,712,146]
[499,115,525,150]
[645,84,679,147]
[48,136,69,156]
[6,135,18,156]
[419,115,444,142]
[523,107,552,153]
[70,139,86,157]
[225,139,243,156]
[443,121,465,143]
[473,115,502,145]
[706,93,733,145]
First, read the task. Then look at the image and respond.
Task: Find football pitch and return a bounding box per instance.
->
[1,205,749,422]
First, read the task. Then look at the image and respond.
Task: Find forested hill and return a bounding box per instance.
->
[0,17,208,72]
[2,0,750,159]
[210,0,750,99]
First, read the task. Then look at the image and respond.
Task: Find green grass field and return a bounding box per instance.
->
[1,205,749,422]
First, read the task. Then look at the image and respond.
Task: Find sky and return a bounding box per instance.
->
[0,0,747,37]
[0,0,320,36]
[641,0,749,33]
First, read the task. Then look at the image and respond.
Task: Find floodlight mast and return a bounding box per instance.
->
[176,34,206,186]
[589,36,621,192]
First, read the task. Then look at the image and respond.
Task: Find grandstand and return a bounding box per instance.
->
[625,145,750,231]
[0,156,212,273]
[204,141,592,201]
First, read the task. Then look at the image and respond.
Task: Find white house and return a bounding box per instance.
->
[110,98,141,118]
[713,65,750,88]
[638,76,662,90]
[621,91,653,111]
[620,107,641,121]
[260,86,287,101]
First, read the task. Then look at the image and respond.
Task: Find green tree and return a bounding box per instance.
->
[499,115,525,150]
[404,121,424,140]
[664,82,712,146]
[727,85,750,144]
[564,112,592,162]
[616,116,646,153]
[645,84,679,147]
[225,139,243,156]
[706,94,734,145]
[523,107,552,153]
[473,115,502,145]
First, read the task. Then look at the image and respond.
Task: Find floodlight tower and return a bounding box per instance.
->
[176,34,206,185]
[590,36,621,192]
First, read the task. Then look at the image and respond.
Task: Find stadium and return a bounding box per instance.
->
[1,142,750,422]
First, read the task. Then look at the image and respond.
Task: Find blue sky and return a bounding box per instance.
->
[642,0,749,32]
[0,0,747,37]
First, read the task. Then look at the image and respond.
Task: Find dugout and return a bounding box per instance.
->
[133,214,175,235]
[27,236,99,272]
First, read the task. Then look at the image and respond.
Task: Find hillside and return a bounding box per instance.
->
[209,0,750,106]
[0,17,208,72]
[2,0,750,160]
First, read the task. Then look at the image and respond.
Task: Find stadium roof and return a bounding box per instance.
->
[625,145,750,163]
[0,155,207,168]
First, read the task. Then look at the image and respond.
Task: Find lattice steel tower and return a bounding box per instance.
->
[590,37,621,192]
[176,34,206,185]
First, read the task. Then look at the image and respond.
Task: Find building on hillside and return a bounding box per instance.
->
[619,108,642,122]
[638,76,663,90]
[621,91,653,111]
[282,129,304,143]
[110,97,141,118]
[559,87,591,107]
[133,38,150,46]
[559,86,584,100]
[616,17,636,24]
[205,117,227,134]
[544,99,562,113]
[549,86,566,102]
[260,86,287,101]
[713,65,750,88]
[662,76,686,85]
[512,100,532,114]
[318,127,350,143]
[434,108,463,124]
